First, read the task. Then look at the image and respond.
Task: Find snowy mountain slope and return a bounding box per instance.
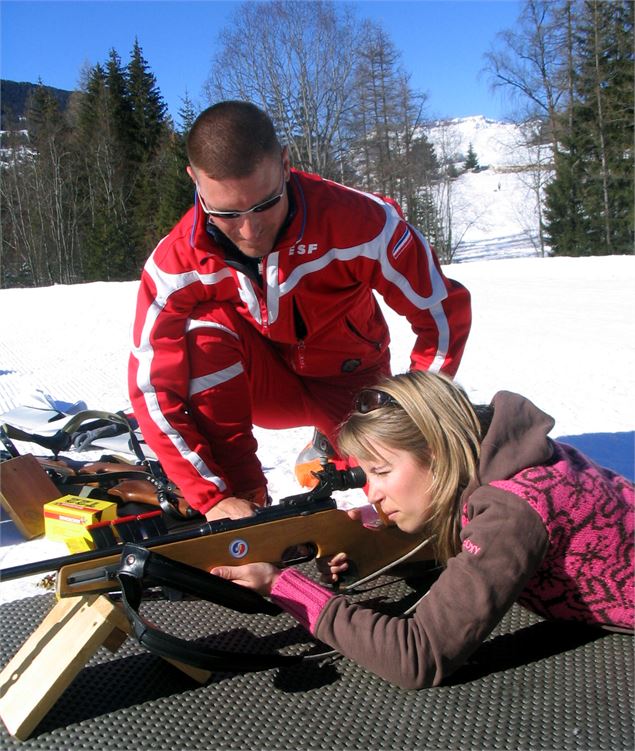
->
[426,116,552,261]
[428,115,538,168]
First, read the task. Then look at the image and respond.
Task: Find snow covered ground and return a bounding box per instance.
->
[1,253,633,602]
[0,117,633,603]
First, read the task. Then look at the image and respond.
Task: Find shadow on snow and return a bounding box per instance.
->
[555,431,634,482]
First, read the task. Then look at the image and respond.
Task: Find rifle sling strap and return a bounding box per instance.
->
[116,544,307,671]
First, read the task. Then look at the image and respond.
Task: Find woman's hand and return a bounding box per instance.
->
[211,562,281,596]
[317,551,350,584]
[315,508,366,583]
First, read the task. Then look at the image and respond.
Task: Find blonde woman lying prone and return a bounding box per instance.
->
[211,371,634,689]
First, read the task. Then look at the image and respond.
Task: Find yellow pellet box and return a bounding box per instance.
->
[43,495,117,552]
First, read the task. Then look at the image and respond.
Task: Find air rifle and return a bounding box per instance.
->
[0,462,432,598]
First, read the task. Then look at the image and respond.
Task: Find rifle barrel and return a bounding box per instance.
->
[0,522,209,582]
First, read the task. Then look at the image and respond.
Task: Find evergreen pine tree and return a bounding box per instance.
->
[77,64,106,144]
[154,92,199,238]
[543,137,588,255]
[177,91,198,134]
[413,187,443,255]
[104,48,136,163]
[127,38,168,161]
[25,80,63,147]
[464,142,479,171]
[545,0,634,255]
[76,54,136,279]
[125,39,170,270]
[3,43,192,285]
[154,124,194,238]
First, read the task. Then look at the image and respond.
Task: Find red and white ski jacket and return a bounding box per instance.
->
[129,169,471,511]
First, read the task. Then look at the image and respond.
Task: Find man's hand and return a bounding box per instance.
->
[205,496,258,521]
[204,486,268,521]
[211,562,281,596]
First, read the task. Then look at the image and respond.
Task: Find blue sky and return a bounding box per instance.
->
[1,0,523,125]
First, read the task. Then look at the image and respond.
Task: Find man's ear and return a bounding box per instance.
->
[186,165,196,183]
[281,146,291,180]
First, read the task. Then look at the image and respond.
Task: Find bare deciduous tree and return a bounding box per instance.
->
[205,0,361,178]
[423,121,465,263]
[1,87,83,286]
[505,120,553,257]
[484,0,576,160]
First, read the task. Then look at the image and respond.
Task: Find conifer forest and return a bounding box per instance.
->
[1,0,632,288]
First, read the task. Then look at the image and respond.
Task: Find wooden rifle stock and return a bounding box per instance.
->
[0,463,434,597]
[54,503,432,597]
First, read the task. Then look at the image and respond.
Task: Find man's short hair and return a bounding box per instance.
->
[187,101,282,179]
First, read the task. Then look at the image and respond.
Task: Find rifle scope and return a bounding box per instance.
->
[311,461,366,496]
[273,461,366,509]
[324,465,366,491]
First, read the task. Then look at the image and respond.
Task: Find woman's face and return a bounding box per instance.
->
[356,439,433,534]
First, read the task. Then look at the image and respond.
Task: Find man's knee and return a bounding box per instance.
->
[186,302,291,404]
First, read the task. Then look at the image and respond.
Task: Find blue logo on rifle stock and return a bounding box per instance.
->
[229,539,249,558]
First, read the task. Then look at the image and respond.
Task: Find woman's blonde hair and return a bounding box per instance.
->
[337,371,483,563]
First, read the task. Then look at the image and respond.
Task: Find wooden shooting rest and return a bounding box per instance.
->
[0,454,62,539]
[0,452,206,739]
[0,593,211,740]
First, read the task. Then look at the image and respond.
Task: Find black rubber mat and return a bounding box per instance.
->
[0,575,632,750]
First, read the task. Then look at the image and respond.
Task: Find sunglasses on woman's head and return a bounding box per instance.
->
[355,389,399,414]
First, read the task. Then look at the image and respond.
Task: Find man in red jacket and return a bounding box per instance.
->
[129,101,471,521]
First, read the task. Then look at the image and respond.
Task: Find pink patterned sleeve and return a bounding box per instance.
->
[270,568,335,633]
